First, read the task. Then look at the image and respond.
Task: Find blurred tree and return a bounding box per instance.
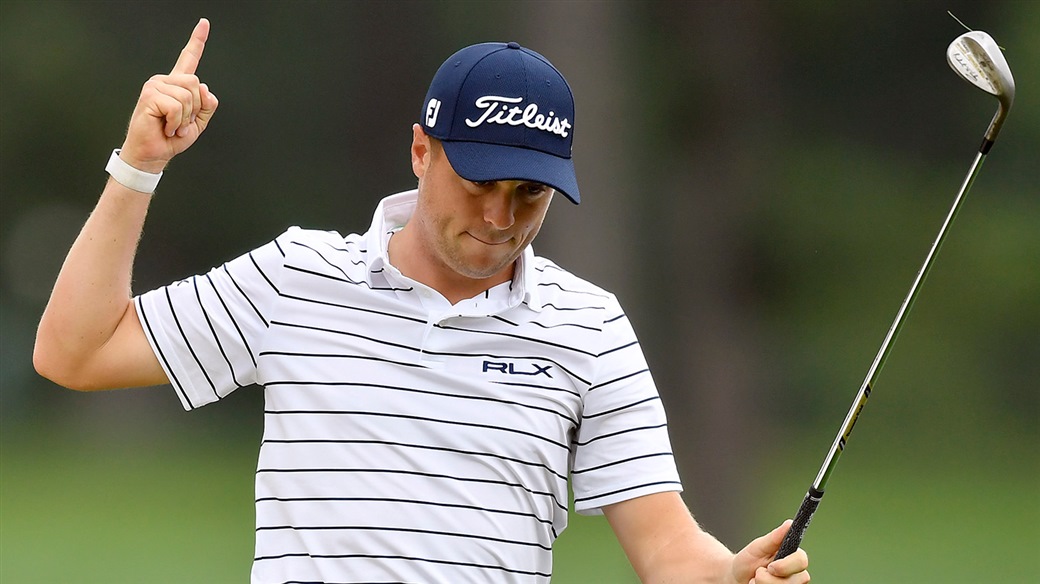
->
[625,0,782,546]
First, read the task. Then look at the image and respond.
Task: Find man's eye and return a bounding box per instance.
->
[472,180,495,187]
[522,184,549,196]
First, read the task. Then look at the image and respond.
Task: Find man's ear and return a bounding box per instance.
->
[411,124,431,179]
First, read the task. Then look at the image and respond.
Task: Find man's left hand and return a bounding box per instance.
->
[731,520,810,584]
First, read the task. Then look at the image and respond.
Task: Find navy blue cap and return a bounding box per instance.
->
[420,42,580,204]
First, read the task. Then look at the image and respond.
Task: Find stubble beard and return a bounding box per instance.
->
[438,230,520,280]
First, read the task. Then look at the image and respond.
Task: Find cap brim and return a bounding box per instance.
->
[440,141,580,204]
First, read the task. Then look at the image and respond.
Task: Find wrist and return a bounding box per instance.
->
[105,149,163,193]
[115,145,167,174]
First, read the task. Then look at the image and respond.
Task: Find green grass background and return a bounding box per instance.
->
[2,424,1037,583]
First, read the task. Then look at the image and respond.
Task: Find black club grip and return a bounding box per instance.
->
[775,486,824,560]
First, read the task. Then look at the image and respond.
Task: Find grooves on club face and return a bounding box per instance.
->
[946,30,1016,143]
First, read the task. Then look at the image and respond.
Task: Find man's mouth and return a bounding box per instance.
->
[468,233,512,246]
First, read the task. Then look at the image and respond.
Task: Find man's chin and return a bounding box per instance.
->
[455,264,511,281]
[451,253,516,281]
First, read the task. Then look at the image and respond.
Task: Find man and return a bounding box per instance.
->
[34,19,810,584]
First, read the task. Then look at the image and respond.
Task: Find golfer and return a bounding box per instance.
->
[34,19,810,584]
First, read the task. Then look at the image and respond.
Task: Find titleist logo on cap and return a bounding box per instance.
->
[465,95,572,138]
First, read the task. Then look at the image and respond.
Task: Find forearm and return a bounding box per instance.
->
[605,493,736,584]
[33,176,153,387]
[626,514,735,584]
[606,492,810,584]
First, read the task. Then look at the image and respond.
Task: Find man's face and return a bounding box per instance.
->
[409,126,554,283]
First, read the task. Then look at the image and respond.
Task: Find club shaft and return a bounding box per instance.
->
[814,146,987,491]
[775,143,991,559]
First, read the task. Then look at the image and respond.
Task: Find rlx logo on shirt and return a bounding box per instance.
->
[482,360,553,378]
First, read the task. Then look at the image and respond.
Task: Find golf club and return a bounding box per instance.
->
[774,28,1016,560]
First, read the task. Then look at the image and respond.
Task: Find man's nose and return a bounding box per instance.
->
[483,187,516,230]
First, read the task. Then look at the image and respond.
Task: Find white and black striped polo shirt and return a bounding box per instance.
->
[136,190,681,583]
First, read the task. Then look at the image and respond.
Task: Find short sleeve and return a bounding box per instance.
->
[135,232,289,410]
[570,298,682,514]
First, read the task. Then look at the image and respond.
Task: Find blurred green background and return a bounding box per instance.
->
[2,1,1037,582]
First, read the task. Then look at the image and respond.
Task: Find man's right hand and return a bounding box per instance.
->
[119,18,218,173]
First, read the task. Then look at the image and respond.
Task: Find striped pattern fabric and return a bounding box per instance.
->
[135,191,681,583]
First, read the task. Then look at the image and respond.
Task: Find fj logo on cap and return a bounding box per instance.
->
[466,95,572,138]
[425,99,442,127]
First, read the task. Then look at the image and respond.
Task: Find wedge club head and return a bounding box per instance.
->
[947,30,1016,144]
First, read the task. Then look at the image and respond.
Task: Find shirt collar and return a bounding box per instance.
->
[365,190,542,312]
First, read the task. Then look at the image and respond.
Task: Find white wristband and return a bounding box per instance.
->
[105,149,163,193]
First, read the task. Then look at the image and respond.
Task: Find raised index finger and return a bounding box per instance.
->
[170,18,210,75]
